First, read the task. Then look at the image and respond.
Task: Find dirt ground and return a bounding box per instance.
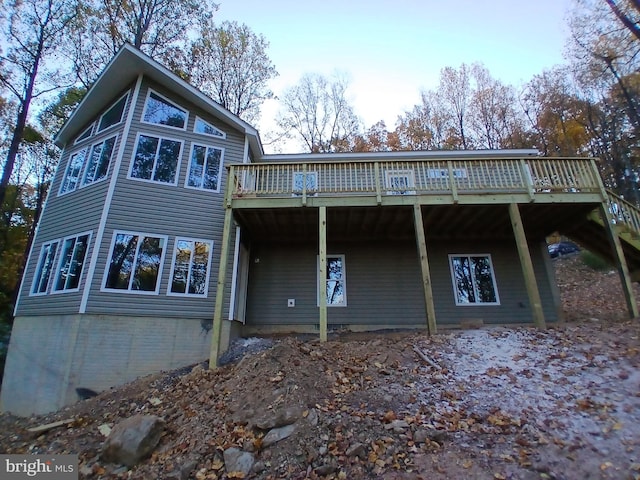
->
[1,256,640,480]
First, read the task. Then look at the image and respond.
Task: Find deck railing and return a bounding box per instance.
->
[607,191,640,235]
[230,157,602,200]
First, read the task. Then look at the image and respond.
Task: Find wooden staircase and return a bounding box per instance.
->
[563,191,640,281]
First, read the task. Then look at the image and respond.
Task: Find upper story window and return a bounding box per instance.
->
[142,90,188,130]
[103,231,167,294]
[186,144,224,192]
[194,116,225,138]
[385,169,416,195]
[82,135,117,186]
[31,240,59,295]
[74,123,94,144]
[168,238,213,296]
[59,149,88,195]
[53,232,91,292]
[292,171,318,196]
[449,254,500,306]
[129,133,182,185]
[97,93,128,132]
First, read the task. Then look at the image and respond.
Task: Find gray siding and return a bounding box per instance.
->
[84,79,244,318]
[245,237,558,328]
[16,87,135,316]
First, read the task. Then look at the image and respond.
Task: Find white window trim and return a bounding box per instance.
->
[317,254,347,307]
[96,91,129,133]
[448,253,500,306]
[141,88,189,131]
[127,132,184,186]
[385,169,416,195]
[194,115,226,139]
[184,143,225,193]
[167,237,214,297]
[101,230,169,295]
[59,148,88,196]
[50,231,92,295]
[81,134,118,188]
[74,122,95,145]
[292,171,318,197]
[30,239,60,296]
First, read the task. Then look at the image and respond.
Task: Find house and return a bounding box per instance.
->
[2,45,640,416]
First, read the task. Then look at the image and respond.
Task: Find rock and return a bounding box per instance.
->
[346,442,367,459]
[413,428,429,444]
[306,408,319,426]
[223,447,255,476]
[252,461,266,473]
[101,415,165,467]
[384,420,409,432]
[255,406,302,430]
[315,464,337,476]
[262,424,296,447]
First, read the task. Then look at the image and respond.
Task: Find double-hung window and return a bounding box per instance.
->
[142,90,187,129]
[449,254,500,305]
[31,241,59,295]
[318,254,346,306]
[53,232,91,292]
[130,134,182,184]
[186,144,224,191]
[168,238,213,296]
[103,232,167,293]
[82,135,117,186]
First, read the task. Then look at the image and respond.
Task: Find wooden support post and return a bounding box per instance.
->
[319,206,328,342]
[209,179,235,368]
[599,203,639,318]
[508,203,546,329]
[413,204,437,335]
[447,161,458,204]
[374,162,382,205]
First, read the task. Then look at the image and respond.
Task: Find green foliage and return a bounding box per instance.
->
[580,250,611,271]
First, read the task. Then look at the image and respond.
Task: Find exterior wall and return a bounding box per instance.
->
[244,237,558,329]
[15,85,136,316]
[0,314,232,416]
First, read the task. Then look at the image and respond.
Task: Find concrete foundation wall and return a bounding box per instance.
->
[1,315,235,416]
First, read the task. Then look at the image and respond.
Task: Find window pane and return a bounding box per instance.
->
[143,92,186,128]
[203,148,221,190]
[188,146,206,188]
[95,136,116,180]
[98,95,127,131]
[327,280,344,305]
[33,242,58,294]
[106,234,138,289]
[132,236,163,291]
[293,172,317,195]
[189,241,210,294]
[452,256,475,304]
[153,139,180,183]
[195,118,224,137]
[75,124,93,143]
[327,257,342,280]
[60,150,86,194]
[171,239,191,294]
[471,256,497,303]
[65,234,89,290]
[54,238,76,290]
[131,135,158,180]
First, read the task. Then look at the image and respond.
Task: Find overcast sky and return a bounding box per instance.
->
[215,0,573,149]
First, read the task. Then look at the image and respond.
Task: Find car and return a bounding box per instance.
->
[548,241,580,258]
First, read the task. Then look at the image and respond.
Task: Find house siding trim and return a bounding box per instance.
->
[80,74,144,313]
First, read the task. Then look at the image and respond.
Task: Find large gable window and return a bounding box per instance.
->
[31,240,59,295]
[104,232,167,293]
[130,134,182,184]
[449,254,500,305]
[82,135,117,186]
[53,232,91,292]
[142,91,187,129]
[97,93,128,132]
[318,254,346,306]
[59,149,88,195]
[194,116,225,138]
[186,144,223,191]
[168,238,213,296]
[74,123,94,144]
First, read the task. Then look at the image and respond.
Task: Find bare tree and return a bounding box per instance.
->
[0,0,79,211]
[276,72,361,153]
[439,64,472,149]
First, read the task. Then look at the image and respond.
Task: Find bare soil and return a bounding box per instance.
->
[1,256,640,480]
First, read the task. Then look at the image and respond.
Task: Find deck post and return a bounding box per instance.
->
[508,203,546,329]
[413,204,437,335]
[599,203,639,318]
[319,206,328,341]
[209,169,236,368]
